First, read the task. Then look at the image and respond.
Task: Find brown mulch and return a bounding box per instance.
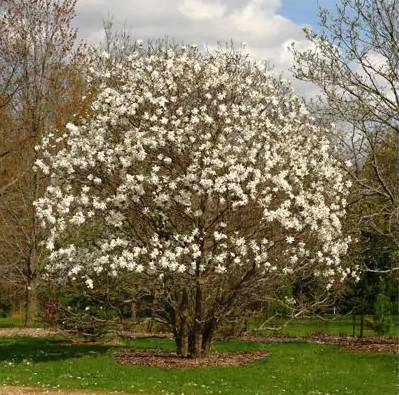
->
[115,349,268,367]
[343,343,398,353]
[117,331,171,339]
[0,328,62,338]
[312,335,398,344]
[316,335,398,354]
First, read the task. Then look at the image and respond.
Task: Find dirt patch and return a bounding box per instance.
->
[320,336,398,354]
[0,328,62,338]
[311,335,398,344]
[308,335,398,354]
[0,386,128,394]
[117,331,171,339]
[342,343,398,353]
[115,349,268,368]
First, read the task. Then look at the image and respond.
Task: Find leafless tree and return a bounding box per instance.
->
[0,0,83,323]
[292,0,399,272]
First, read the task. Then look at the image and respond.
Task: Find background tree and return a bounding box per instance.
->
[337,228,397,336]
[0,0,87,324]
[292,0,398,336]
[292,0,398,260]
[35,46,355,357]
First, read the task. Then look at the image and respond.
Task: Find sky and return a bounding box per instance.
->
[74,0,338,95]
[279,0,336,26]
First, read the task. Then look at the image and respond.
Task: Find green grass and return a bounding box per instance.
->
[130,314,398,338]
[248,315,398,338]
[0,336,396,395]
[2,314,397,337]
[0,316,26,328]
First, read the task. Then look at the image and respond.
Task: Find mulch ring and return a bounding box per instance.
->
[343,343,397,353]
[0,328,63,338]
[115,349,268,367]
[323,336,398,354]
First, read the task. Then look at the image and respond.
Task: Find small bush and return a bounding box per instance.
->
[374,293,394,335]
[38,276,138,340]
[0,301,13,317]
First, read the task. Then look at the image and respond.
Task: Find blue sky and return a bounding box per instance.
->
[279,0,337,27]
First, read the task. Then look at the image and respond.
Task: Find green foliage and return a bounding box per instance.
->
[0,301,12,318]
[249,314,398,337]
[269,286,293,318]
[0,316,25,328]
[38,276,137,339]
[53,290,121,339]
[374,293,394,335]
[337,230,398,335]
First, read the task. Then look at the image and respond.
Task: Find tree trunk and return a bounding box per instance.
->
[191,281,203,358]
[201,317,217,355]
[24,285,30,327]
[177,289,190,357]
[352,312,356,337]
[24,279,38,327]
[131,301,136,322]
[171,278,219,358]
[172,309,218,358]
[174,319,217,358]
[179,320,189,357]
[173,317,217,358]
[360,310,364,338]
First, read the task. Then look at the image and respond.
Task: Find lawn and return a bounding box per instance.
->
[2,314,397,338]
[247,315,398,337]
[0,336,396,395]
[0,316,26,329]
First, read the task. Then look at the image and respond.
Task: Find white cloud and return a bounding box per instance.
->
[178,0,226,20]
[228,0,282,35]
[75,0,315,96]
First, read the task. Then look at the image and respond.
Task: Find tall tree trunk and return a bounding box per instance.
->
[360,307,365,338]
[177,289,190,357]
[202,317,217,355]
[24,260,38,326]
[24,277,38,326]
[131,301,136,322]
[25,170,40,327]
[179,320,189,357]
[191,279,203,358]
[28,283,38,326]
[352,312,356,337]
[24,284,30,327]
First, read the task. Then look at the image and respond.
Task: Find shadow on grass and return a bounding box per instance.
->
[0,337,112,364]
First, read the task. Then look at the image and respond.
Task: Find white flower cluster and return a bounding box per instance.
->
[34,46,355,289]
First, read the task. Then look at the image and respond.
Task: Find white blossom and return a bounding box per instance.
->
[34,46,353,292]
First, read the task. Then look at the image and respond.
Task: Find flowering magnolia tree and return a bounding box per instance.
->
[34,45,356,357]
